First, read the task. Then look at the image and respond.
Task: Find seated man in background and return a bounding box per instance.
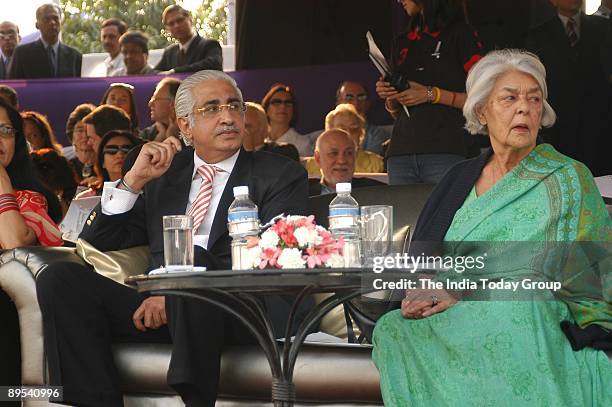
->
[114,31,157,76]
[244,101,300,162]
[36,70,311,407]
[96,18,127,77]
[140,77,182,141]
[309,129,384,196]
[156,4,223,74]
[304,104,385,176]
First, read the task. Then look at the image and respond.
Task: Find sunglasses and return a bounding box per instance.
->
[0,124,16,138]
[103,144,133,155]
[269,99,294,107]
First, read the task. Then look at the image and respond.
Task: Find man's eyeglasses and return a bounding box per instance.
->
[269,99,294,107]
[342,94,368,102]
[0,124,16,138]
[195,101,246,118]
[103,144,133,155]
[0,32,17,40]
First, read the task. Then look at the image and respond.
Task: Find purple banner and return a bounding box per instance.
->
[1,62,393,145]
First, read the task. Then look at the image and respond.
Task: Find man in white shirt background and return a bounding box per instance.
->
[100,18,127,77]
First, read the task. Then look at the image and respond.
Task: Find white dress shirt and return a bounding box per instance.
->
[100,150,240,249]
[277,127,311,157]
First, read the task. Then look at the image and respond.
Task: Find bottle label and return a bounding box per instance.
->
[329,207,359,217]
[227,210,258,222]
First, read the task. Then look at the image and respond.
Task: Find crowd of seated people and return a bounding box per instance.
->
[0,1,610,406]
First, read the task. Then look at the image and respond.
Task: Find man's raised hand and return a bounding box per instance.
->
[123,136,182,191]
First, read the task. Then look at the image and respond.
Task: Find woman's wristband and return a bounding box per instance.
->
[432,86,441,104]
[0,193,19,215]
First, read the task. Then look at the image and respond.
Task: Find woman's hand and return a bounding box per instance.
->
[388,81,429,107]
[376,78,399,100]
[401,287,457,319]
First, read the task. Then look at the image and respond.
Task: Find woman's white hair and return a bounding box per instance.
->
[175,70,243,128]
[463,49,556,135]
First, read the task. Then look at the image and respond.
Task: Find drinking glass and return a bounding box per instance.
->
[360,205,393,267]
[163,215,194,272]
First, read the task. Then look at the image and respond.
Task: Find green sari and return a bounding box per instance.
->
[372,144,611,406]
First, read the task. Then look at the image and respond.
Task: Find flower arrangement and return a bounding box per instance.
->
[247,215,345,269]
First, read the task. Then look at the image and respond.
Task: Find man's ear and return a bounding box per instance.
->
[177,117,193,144]
[314,151,321,165]
[35,22,40,31]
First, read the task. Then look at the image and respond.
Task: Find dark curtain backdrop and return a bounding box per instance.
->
[237,0,558,70]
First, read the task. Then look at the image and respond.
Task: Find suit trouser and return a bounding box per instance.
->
[36,261,257,407]
[36,262,171,407]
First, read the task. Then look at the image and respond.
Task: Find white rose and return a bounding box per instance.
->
[277,248,306,269]
[247,246,263,269]
[259,230,280,249]
[286,215,307,224]
[293,226,317,248]
[325,253,344,268]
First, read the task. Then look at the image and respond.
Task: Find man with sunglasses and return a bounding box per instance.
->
[0,21,20,80]
[37,70,311,407]
[155,4,223,74]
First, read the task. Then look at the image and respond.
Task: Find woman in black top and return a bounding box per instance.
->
[377,0,484,184]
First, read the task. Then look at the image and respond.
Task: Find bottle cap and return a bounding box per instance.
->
[233,186,249,197]
[336,182,352,193]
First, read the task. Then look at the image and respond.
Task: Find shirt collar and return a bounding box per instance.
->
[180,33,197,52]
[558,11,581,33]
[597,5,611,17]
[192,148,240,179]
[40,37,60,53]
[104,53,123,68]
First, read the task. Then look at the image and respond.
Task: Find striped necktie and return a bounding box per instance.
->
[566,18,578,48]
[188,163,221,232]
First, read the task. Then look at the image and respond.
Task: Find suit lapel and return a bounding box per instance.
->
[208,148,251,249]
[36,40,54,76]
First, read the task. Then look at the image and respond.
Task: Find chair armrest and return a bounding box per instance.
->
[0,246,84,385]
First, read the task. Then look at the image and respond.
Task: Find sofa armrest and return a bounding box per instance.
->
[0,246,84,385]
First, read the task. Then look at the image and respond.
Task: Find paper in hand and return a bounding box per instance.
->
[366,31,410,118]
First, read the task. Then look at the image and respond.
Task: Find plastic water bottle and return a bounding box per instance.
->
[227,186,260,270]
[328,182,361,267]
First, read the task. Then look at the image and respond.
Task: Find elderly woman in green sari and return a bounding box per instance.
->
[372,49,611,406]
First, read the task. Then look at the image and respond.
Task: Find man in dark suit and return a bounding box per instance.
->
[0,21,20,80]
[308,129,385,196]
[155,4,222,74]
[526,0,610,175]
[8,4,81,79]
[36,70,310,407]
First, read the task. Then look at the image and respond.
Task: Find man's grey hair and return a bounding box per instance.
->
[463,49,556,135]
[175,70,243,128]
[315,128,353,153]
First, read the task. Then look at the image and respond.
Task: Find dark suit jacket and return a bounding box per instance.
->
[8,39,82,79]
[155,34,222,73]
[80,147,311,335]
[308,176,385,196]
[526,14,610,175]
[0,57,8,80]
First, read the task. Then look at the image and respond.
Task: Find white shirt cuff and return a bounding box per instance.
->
[101,180,140,215]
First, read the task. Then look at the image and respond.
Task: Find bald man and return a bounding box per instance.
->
[310,129,384,195]
[243,102,269,151]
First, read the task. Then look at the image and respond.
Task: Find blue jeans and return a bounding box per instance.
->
[387,154,465,185]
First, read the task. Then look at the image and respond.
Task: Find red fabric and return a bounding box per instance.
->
[15,190,63,246]
[463,54,482,73]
